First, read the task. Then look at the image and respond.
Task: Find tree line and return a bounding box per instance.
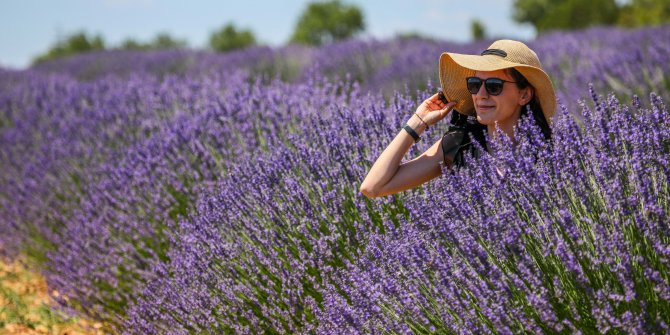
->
[513,0,670,33]
[33,0,364,65]
[33,0,669,64]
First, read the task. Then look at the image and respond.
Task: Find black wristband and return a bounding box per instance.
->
[402,124,421,143]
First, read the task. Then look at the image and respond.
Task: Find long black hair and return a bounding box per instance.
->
[507,68,552,140]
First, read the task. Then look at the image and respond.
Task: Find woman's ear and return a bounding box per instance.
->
[519,87,533,105]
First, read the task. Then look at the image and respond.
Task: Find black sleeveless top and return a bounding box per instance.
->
[440,111,488,169]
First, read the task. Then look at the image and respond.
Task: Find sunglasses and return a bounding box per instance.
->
[466,77,517,96]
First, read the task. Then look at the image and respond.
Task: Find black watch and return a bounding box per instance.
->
[402,124,421,143]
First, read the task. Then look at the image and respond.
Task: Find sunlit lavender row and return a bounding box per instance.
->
[317,91,670,334]
[0,25,669,334]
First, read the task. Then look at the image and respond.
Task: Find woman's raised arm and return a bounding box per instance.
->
[359,94,456,198]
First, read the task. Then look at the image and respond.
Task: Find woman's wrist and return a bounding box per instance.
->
[406,114,428,134]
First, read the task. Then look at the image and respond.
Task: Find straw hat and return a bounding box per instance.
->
[439,39,556,121]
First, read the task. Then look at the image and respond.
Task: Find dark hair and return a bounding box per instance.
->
[507,68,552,140]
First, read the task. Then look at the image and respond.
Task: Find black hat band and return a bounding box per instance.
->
[481,49,507,58]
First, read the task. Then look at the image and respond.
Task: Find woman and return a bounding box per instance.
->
[360,39,556,198]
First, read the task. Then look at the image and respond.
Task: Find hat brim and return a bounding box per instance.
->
[439,52,556,122]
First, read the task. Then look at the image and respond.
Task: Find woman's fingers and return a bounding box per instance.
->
[428,94,450,109]
[439,102,457,116]
[425,93,441,104]
[429,97,452,110]
[418,95,455,122]
[426,100,442,111]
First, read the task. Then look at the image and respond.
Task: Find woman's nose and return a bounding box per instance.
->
[475,83,489,98]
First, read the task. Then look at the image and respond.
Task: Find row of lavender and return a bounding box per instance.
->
[126,89,670,334]
[28,26,670,105]
[0,25,668,333]
[2,25,667,261]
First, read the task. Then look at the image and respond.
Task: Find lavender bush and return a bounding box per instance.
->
[0,25,668,334]
[0,70,242,261]
[317,91,670,334]
[122,85,426,334]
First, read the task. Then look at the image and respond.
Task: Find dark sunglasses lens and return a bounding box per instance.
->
[485,78,504,95]
[466,78,482,94]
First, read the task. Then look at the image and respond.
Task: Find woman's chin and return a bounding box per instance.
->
[476,113,497,125]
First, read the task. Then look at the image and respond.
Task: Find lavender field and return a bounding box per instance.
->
[1,25,670,334]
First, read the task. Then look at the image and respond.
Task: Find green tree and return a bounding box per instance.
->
[118,33,187,51]
[33,31,105,64]
[209,23,257,52]
[148,32,187,49]
[618,0,670,27]
[290,0,365,46]
[512,0,551,30]
[119,38,148,51]
[471,19,487,41]
[513,0,619,32]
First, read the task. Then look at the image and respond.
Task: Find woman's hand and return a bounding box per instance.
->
[361,92,456,198]
[414,93,457,127]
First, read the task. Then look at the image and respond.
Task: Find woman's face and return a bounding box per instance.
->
[471,69,531,127]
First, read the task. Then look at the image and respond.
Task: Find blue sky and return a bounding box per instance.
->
[0,0,535,69]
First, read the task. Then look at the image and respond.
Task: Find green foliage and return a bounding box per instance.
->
[119,38,147,50]
[149,32,188,49]
[290,0,365,46]
[209,23,257,52]
[33,31,188,64]
[513,0,619,32]
[512,0,552,30]
[470,19,487,41]
[119,32,188,50]
[618,0,670,27]
[513,0,670,32]
[32,31,105,65]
